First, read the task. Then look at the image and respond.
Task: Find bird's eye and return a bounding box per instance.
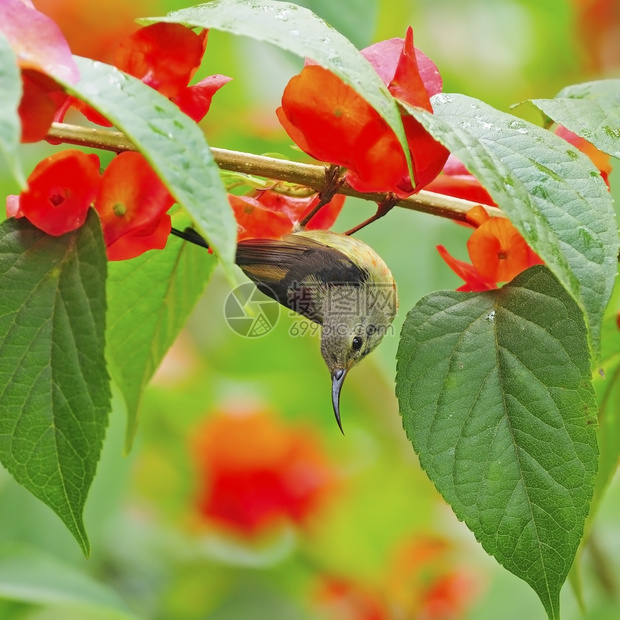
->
[352,336,363,351]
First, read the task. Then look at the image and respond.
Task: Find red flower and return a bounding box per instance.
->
[94,151,174,260]
[115,23,208,99]
[64,23,231,127]
[314,577,388,620]
[276,27,448,197]
[104,212,171,261]
[313,534,481,620]
[1,0,77,142]
[192,408,335,538]
[16,149,101,236]
[231,189,345,241]
[173,74,233,123]
[419,571,477,620]
[388,535,481,619]
[438,206,543,291]
[17,71,63,143]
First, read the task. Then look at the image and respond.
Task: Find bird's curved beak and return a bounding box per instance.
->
[331,368,348,435]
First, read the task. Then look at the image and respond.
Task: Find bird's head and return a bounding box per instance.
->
[320,282,397,433]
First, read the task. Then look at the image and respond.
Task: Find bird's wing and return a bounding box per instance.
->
[236,235,368,322]
[235,236,324,313]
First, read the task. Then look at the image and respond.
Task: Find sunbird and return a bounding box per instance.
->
[171,228,398,432]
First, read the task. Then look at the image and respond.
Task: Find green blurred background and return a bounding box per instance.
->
[1,0,619,618]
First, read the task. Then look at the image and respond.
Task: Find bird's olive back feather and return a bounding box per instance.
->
[236,234,370,323]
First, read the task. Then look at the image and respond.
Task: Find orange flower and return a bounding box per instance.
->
[277,27,449,197]
[314,577,389,620]
[94,151,174,260]
[438,206,543,291]
[230,189,345,241]
[388,534,480,619]
[192,408,335,538]
[312,533,481,620]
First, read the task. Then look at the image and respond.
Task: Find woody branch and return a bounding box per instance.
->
[46,123,505,224]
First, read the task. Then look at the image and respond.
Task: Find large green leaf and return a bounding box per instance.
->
[53,57,236,279]
[0,30,25,187]
[396,266,598,620]
[0,213,110,556]
[141,0,413,182]
[0,544,136,619]
[530,80,620,158]
[106,229,216,451]
[405,94,618,354]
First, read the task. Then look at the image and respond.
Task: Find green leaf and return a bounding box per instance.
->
[290,0,379,49]
[106,230,216,451]
[53,57,237,280]
[0,30,25,187]
[140,0,413,183]
[0,543,136,619]
[0,213,110,556]
[405,94,618,354]
[396,266,598,620]
[591,309,620,511]
[529,80,620,158]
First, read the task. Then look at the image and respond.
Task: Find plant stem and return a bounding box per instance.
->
[46,122,506,223]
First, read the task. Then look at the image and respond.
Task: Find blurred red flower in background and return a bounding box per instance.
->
[277,27,449,197]
[314,534,480,620]
[230,188,345,241]
[32,0,153,64]
[192,407,335,538]
[315,577,388,620]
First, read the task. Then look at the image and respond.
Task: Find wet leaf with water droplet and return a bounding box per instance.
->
[529,79,620,158]
[404,93,617,355]
[0,31,25,187]
[397,265,598,620]
[54,57,237,280]
[139,0,413,183]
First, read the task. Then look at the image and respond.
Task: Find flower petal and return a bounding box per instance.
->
[0,0,79,83]
[436,244,496,292]
[19,149,101,236]
[114,23,207,98]
[95,151,174,246]
[172,74,232,123]
[467,218,541,283]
